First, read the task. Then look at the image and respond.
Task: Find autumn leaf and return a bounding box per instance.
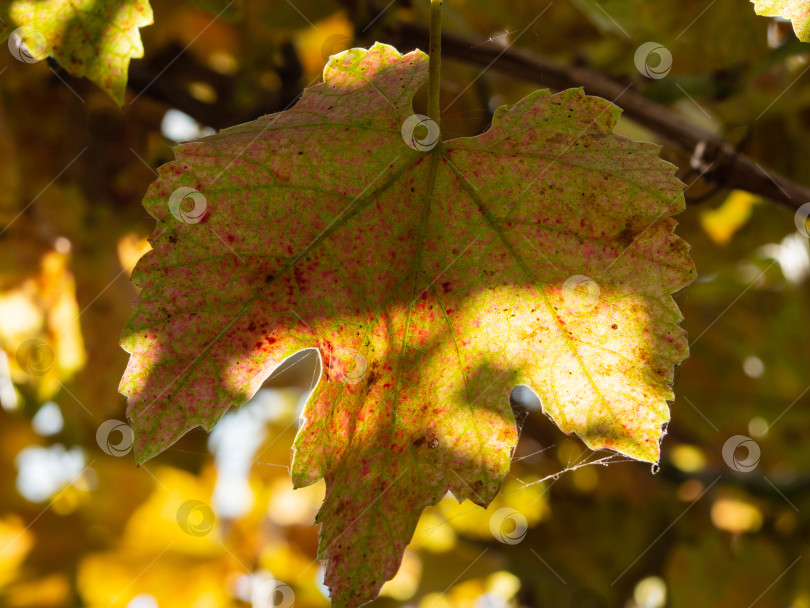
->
[751,0,810,40]
[120,43,694,606]
[0,0,153,104]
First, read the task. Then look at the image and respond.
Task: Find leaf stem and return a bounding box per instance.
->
[427,0,442,127]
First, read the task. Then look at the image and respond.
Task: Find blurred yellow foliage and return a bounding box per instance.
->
[0,248,84,403]
[0,515,33,588]
[700,190,760,245]
[77,466,232,607]
[711,496,763,534]
[416,476,548,545]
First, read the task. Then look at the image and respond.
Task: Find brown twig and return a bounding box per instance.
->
[386,21,810,212]
[120,15,810,211]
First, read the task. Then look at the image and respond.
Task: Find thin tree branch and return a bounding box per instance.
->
[386,21,810,211]
[118,14,809,211]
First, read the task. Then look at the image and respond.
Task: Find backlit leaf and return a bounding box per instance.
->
[120,43,695,606]
[0,0,153,104]
[751,0,810,41]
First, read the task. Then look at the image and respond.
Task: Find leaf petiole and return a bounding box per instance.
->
[428,0,442,128]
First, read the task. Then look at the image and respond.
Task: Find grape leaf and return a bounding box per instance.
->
[751,0,810,40]
[120,43,695,606]
[0,0,153,104]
